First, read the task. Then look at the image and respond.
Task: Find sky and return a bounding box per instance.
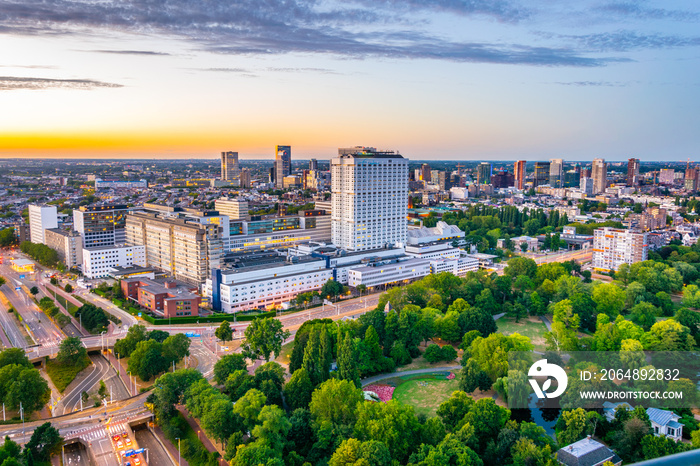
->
[0,0,699,161]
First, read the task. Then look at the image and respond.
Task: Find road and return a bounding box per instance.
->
[63,442,90,466]
[61,354,130,415]
[0,285,27,348]
[134,425,175,466]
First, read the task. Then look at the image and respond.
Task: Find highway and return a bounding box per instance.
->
[0,285,27,348]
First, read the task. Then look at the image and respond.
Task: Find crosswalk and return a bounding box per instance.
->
[64,408,149,442]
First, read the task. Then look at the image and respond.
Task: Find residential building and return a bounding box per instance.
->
[685,167,698,191]
[28,205,58,244]
[509,235,539,252]
[476,162,492,185]
[44,229,83,269]
[121,277,201,318]
[331,147,409,252]
[125,210,223,286]
[592,158,607,194]
[533,162,550,187]
[73,204,128,248]
[557,437,622,466]
[592,227,648,272]
[221,151,240,181]
[549,158,563,188]
[647,408,683,441]
[420,164,431,182]
[82,245,146,279]
[580,177,594,195]
[215,198,249,220]
[514,160,526,189]
[275,145,291,188]
[627,158,640,186]
[13,223,30,244]
[309,159,318,170]
[659,168,675,185]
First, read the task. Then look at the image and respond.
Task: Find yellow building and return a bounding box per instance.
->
[10,258,35,274]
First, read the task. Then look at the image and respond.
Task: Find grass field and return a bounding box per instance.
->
[275,341,294,367]
[395,353,460,372]
[54,294,79,315]
[46,356,91,392]
[496,316,547,351]
[391,374,460,418]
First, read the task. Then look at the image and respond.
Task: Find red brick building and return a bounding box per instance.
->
[121,278,201,318]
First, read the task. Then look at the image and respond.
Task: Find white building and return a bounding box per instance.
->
[215,198,249,220]
[592,227,648,272]
[82,245,146,279]
[28,205,58,245]
[347,258,432,288]
[205,254,333,313]
[407,221,463,245]
[331,147,409,251]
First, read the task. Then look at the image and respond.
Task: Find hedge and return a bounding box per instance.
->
[144,311,276,325]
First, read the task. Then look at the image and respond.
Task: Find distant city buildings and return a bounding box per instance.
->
[534,161,550,187]
[549,158,563,188]
[627,158,640,186]
[476,162,492,185]
[28,205,58,244]
[215,198,249,221]
[659,168,675,185]
[309,159,318,171]
[94,179,147,190]
[592,227,648,272]
[221,151,240,182]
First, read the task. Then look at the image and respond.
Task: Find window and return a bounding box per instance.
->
[668,427,675,437]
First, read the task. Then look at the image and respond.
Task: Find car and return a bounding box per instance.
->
[116,441,124,450]
[122,431,128,438]
[125,438,132,447]
[112,435,121,442]
[134,458,141,466]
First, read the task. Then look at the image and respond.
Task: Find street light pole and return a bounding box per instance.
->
[176,437,181,466]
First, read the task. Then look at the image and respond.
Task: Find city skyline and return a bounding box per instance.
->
[1,1,700,160]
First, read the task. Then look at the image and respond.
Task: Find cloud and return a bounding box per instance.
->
[555,81,632,87]
[0,76,122,90]
[200,68,250,73]
[89,50,171,56]
[562,31,700,52]
[594,2,700,22]
[0,0,610,67]
[0,65,58,69]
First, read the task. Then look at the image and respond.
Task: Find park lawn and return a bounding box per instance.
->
[392,376,460,418]
[46,356,91,392]
[274,341,294,367]
[497,316,547,352]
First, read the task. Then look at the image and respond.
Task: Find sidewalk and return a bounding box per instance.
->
[176,406,227,466]
[152,425,189,466]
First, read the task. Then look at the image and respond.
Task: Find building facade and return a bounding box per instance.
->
[549,158,563,188]
[221,151,240,181]
[82,245,146,279]
[627,158,640,186]
[592,158,607,194]
[74,204,128,248]
[331,147,409,252]
[592,227,648,272]
[533,162,550,187]
[44,229,83,269]
[476,162,492,185]
[275,145,291,188]
[28,205,58,244]
[514,160,526,189]
[215,198,249,221]
[122,278,201,318]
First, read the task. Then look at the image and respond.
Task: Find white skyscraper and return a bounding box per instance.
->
[549,158,563,188]
[592,158,607,194]
[28,205,58,244]
[332,147,409,251]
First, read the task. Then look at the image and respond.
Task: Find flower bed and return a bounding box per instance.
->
[446,372,456,380]
[363,384,395,402]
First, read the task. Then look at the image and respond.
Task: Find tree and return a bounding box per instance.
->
[56,337,86,366]
[321,279,344,302]
[64,283,73,293]
[29,286,38,296]
[329,439,391,466]
[284,367,313,411]
[682,284,700,309]
[0,348,31,369]
[242,317,290,362]
[592,283,626,319]
[309,379,364,428]
[302,326,332,386]
[556,408,590,446]
[162,333,191,364]
[424,344,444,364]
[504,257,537,280]
[459,359,480,393]
[114,324,148,358]
[437,391,475,431]
[201,396,236,447]
[629,302,658,330]
[0,228,17,248]
[232,388,267,432]
[213,354,247,385]
[24,422,62,462]
[337,332,361,387]
[354,400,422,462]
[147,329,170,343]
[0,365,50,414]
[215,320,233,343]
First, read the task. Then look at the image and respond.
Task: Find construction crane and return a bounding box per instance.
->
[456,163,464,175]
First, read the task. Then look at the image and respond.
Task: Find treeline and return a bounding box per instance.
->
[0,348,50,416]
[19,241,59,267]
[37,297,71,328]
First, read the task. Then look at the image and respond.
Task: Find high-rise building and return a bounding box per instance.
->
[491,171,514,189]
[44,229,83,269]
[580,167,591,183]
[514,161,526,189]
[309,159,318,171]
[239,168,251,188]
[28,205,58,244]
[476,162,492,185]
[215,198,249,221]
[627,158,640,186]
[221,151,239,181]
[331,147,408,251]
[534,162,550,187]
[592,227,648,272]
[275,145,291,188]
[685,167,699,191]
[659,169,675,185]
[74,205,128,248]
[592,158,607,194]
[549,159,563,188]
[437,171,453,191]
[420,164,431,182]
[125,211,223,286]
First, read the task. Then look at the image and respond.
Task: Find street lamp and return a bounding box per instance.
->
[100,330,106,351]
[176,437,181,466]
[127,371,133,396]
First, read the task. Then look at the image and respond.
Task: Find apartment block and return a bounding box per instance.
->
[82,245,146,279]
[121,277,201,318]
[592,227,648,272]
[28,205,58,244]
[73,204,128,248]
[44,229,83,269]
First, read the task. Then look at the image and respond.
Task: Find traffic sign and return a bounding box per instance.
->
[138,313,142,317]
[19,275,25,279]
[14,287,20,291]
[125,448,145,457]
